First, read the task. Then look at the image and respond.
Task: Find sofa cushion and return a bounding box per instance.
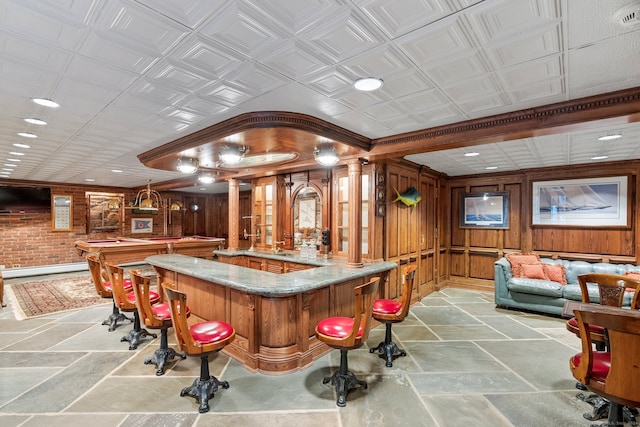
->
[562,283,635,305]
[520,263,547,280]
[508,278,563,298]
[543,263,567,285]
[506,253,541,278]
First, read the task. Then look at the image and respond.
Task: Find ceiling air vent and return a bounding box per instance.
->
[614,2,640,27]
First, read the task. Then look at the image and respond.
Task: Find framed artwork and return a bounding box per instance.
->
[531,176,629,227]
[51,194,73,231]
[376,203,386,217]
[460,192,509,229]
[376,187,386,201]
[131,218,153,233]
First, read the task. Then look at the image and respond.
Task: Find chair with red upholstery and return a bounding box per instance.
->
[370,265,417,367]
[315,277,380,407]
[129,270,188,376]
[163,283,235,413]
[104,262,159,350]
[569,305,640,426]
[86,255,133,331]
[566,273,640,351]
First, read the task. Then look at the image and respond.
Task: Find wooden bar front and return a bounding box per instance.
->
[148,254,394,374]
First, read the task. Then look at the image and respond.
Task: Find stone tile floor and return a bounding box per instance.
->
[0,274,620,427]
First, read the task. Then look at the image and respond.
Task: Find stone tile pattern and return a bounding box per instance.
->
[0,277,601,427]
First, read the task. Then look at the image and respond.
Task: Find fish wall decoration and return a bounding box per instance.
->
[393,187,422,207]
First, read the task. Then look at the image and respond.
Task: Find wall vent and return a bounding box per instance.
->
[614,2,640,27]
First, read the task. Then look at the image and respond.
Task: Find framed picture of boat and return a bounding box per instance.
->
[460,192,509,229]
[531,176,629,227]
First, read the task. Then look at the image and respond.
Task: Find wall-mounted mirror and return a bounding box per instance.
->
[293,187,321,247]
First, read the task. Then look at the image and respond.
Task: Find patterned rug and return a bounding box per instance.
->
[6,275,110,320]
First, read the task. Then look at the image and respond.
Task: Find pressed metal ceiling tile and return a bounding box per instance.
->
[354,0,459,38]
[135,0,225,29]
[95,0,189,54]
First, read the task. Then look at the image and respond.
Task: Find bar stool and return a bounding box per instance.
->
[315,277,380,407]
[129,271,188,376]
[163,284,235,413]
[370,265,417,367]
[104,263,159,350]
[86,255,133,330]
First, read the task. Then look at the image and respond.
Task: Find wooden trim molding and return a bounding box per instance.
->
[370,86,640,158]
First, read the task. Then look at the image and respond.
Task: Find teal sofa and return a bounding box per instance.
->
[494,257,640,316]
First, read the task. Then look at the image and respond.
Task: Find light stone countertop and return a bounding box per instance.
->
[145,252,396,296]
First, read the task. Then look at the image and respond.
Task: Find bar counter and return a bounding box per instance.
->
[146,252,396,374]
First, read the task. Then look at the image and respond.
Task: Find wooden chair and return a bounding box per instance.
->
[0,269,5,308]
[86,255,133,330]
[370,265,416,367]
[566,273,640,350]
[129,270,188,376]
[163,284,235,413]
[104,263,159,350]
[315,277,380,407]
[569,305,640,426]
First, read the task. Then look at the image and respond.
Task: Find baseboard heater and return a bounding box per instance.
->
[2,262,89,279]
[2,261,146,279]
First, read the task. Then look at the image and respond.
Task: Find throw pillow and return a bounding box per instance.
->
[624,271,640,281]
[506,253,541,278]
[520,263,547,280]
[543,263,567,285]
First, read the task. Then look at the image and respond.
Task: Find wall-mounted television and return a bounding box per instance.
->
[0,186,52,213]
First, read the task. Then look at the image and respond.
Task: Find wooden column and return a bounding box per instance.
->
[228,178,240,251]
[347,159,363,268]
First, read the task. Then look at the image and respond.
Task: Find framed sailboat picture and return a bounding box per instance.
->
[460,192,509,229]
[531,176,629,227]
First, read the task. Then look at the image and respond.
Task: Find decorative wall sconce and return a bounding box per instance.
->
[106,197,122,209]
[170,200,184,211]
[314,145,339,166]
[219,145,249,165]
[177,157,199,174]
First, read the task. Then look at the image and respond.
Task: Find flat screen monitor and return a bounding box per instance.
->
[0,186,52,213]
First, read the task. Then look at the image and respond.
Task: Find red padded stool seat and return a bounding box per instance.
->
[86,255,134,331]
[370,265,417,367]
[163,284,235,413]
[130,270,190,375]
[105,263,160,350]
[315,277,379,407]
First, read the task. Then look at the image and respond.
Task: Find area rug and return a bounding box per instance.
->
[6,275,110,320]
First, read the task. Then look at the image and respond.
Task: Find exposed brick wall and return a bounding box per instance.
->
[0,183,185,269]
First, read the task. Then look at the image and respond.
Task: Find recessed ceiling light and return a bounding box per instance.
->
[591,155,609,160]
[464,152,480,157]
[13,143,30,149]
[85,178,95,182]
[111,169,123,173]
[597,134,622,141]
[353,77,384,91]
[18,132,37,138]
[485,166,498,170]
[23,118,47,125]
[32,98,60,108]
[9,152,24,156]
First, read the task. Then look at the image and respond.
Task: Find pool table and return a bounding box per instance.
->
[74,236,225,265]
